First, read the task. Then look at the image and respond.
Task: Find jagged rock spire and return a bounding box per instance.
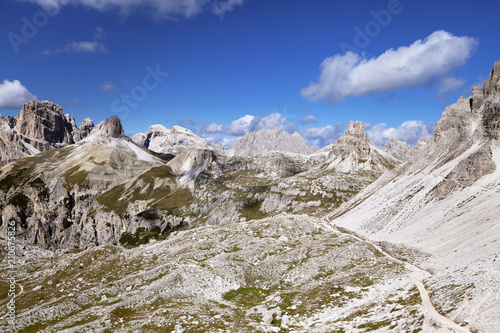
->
[345,120,369,140]
[103,115,124,138]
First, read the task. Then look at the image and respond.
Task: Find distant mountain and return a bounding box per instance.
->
[0,100,94,164]
[382,138,412,161]
[228,128,318,156]
[133,124,209,155]
[326,120,399,173]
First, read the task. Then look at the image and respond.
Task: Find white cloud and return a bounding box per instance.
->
[302,30,478,104]
[99,81,118,93]
[212,0,245,18]
[199,121,223,134]
[367,120,436,147]
[300,123,345,147]
[252,113,294,132]
[298,115,317,125]
[24,0,245,19]
[222,113,296,136]
[0,79,37,109]
[224,115,255,136]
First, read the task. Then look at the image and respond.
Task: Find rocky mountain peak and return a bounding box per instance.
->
[431,61,500,145]
[481,61,500,140]
[345,120,369,140]
[0,100,95,163]
[484,60,500,98]
[133,124,209,155]
[432,96,474,144]
[328,120,399,173]
[78,118,95,139]
[229,128,317,156]
[14,100,75,146]
[103,115,124,138]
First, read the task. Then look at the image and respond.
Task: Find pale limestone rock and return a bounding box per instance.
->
[383,138,412,161]
[0,100,94,163]
[133,124,209,155]
[229,127,317,156]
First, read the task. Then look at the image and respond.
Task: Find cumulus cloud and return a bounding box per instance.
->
[367,120,436,147]
[23,0,245,19]
[223,113,296,137]
[302,31,478,104]
[223,115,255,136]
[300,123,345,147]
[99,81,118,93]
[199,121,223,134]
[0,79,37,109]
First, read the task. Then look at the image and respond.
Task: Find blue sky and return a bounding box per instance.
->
[1,0,499,147]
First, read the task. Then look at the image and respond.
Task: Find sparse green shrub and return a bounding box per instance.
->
[119,224,180,247]
[222,287,268,306]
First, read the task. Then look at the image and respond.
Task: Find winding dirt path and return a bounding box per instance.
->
[321,220,469,333]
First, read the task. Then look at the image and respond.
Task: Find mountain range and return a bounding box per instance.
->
[0,62,499,332]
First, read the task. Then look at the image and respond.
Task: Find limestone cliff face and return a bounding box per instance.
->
[94,115,125,138]
[0,100,95,163]
[14,100,76,147]
[481,60,500,140]
[229,128,317,156]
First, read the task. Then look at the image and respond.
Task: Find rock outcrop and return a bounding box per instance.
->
[91,115,125,139]
[210,142,227,155]
[328,121,399,173]
[0,100,95,163]
[383,138,412,161]
[133,124,209,154]
[14,100,77,147]
[481,60,500,140]
[229,128,317,156]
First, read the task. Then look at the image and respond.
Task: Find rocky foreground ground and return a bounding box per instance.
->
[1,214,462,333]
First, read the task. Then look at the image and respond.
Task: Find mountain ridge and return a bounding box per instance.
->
[229,127,318,156]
